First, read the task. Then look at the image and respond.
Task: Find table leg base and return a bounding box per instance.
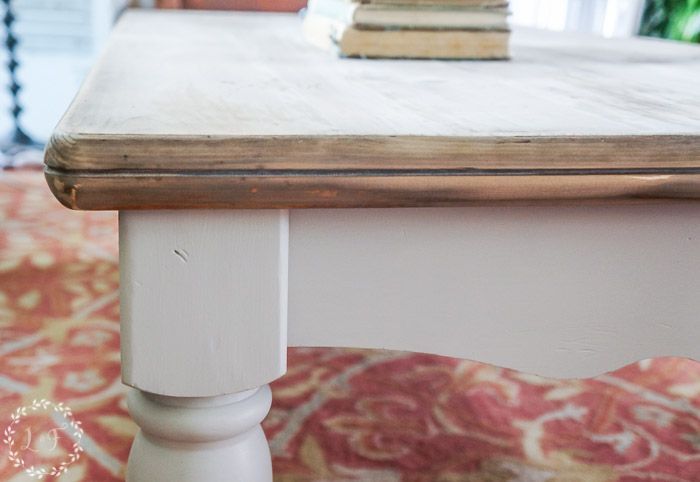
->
[125,385,273,482]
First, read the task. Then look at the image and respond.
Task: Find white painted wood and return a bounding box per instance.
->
[119,204,699,391]
[126,386,273,482]
[287,203,700,378]
[119,210,289,397]
[117,203,699,481]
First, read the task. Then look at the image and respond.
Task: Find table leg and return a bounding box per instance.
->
[119,210,289,481]
[126,386,273,481]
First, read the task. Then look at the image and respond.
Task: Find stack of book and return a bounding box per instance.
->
[303,0,509,59]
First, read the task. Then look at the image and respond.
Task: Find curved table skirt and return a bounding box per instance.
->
[288,205,700,379]
[120,204,700,398]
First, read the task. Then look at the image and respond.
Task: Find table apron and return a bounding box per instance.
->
[119,204,700,396]
[288,204,700,379]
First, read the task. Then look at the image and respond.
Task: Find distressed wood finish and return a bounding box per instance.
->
[46,169,700,210]
[44,10,700,209]
[49,11,700,481]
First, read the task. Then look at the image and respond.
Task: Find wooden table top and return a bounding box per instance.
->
[45,10,700,210]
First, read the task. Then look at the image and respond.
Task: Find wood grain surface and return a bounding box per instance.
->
[44,10,700,209]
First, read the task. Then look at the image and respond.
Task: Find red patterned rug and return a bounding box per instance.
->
[1,169,699,481]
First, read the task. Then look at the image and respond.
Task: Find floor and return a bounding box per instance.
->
[1,169,699,481]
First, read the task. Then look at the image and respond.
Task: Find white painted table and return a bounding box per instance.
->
[44,10,700,481]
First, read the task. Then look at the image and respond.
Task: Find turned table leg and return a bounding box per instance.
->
[126,387,273,481]
[119,210,289,482]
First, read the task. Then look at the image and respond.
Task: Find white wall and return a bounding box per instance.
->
[510,0,645,37]
[0,0,126,143]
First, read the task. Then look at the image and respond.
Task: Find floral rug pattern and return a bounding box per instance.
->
[1,170,699,481]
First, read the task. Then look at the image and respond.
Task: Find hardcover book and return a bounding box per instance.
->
[308,0,509,29]
[303,12,510,59]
